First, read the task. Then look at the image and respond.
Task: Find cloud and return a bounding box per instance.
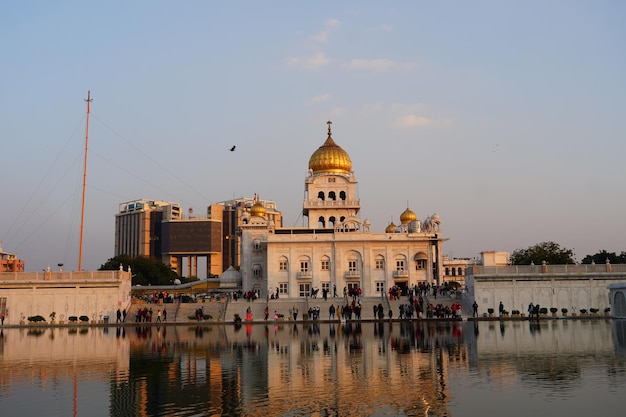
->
[304,93,332,106]
[392,114,434,128]
[285,52,331,69]
[380,23,393,32]
[341,58,416,72]
[309,18,340,43]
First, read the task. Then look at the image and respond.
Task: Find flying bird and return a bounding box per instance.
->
[230,146,236,152]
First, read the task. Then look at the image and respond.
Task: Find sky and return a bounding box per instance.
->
[1,1,625,272]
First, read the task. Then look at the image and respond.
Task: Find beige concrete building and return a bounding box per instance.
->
[0,241,25,273]
[239,121,447,299]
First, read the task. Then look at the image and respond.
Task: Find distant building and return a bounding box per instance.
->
[114,198,282,278]
[0,241,25,273]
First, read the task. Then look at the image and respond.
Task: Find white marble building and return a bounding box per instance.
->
[239,121,446,299]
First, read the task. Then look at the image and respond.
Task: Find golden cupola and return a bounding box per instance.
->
[400,207,417,225]
[385,221,397,233]
[308,120,352,175]
[249,198,266,217]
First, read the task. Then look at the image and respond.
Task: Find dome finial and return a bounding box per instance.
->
[327,120,332,138]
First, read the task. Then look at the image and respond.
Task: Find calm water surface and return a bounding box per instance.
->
[1,319,625,416]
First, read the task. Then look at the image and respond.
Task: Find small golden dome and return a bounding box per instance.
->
[308,121,352,174]
[385,222,396,233]
[400,208,417,224]
[249,199,266,217]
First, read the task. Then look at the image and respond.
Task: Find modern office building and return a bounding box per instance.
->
[114,198,282,278]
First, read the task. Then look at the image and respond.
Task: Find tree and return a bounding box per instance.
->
[580,250,626,264]
[510,241,576,265]
[99,255,179,286]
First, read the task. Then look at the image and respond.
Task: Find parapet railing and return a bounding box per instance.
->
[468,263,626,275]
[0,270,126,281]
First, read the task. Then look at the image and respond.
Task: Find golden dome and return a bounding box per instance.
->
[385,222,396,233]
[308,121,352,174]
[400,208,417,224]
[249,199,266,217]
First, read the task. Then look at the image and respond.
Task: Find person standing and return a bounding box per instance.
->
[329,304,336,320]
[163,308,167,322]
[292,305,298,321]
[499,301,504,316]
[0,311,4,326]
[116,308,122,323]
[156,309,162,322]
[472,301,479,317]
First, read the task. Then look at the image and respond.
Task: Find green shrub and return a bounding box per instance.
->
[549,307,558,313]
[511,310,520,315]
[589,308,599,313]
[580,309,587,314]
[27,315,46,323]
[487,308,494,314]
[79,315,89,322]
[68,316,78,322]
[604,307,611,313]
[561,308,568,314]
[539,307,548,315]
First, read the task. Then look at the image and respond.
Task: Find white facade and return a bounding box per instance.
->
[0,268,132,325]
[464,263,626,315]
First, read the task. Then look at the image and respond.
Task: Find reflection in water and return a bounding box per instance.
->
[0,320,625,416]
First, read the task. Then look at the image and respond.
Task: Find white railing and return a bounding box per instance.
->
[0,270,124,282]
[469,264,626,275]
[303,200,360,208]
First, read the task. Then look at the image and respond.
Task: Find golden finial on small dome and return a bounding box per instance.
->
[249,194,267,217]
[400,207,417,224]
[308,120,352,174]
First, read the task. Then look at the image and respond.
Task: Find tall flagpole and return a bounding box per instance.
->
[78,91,92,271]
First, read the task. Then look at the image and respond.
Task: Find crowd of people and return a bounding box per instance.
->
[134,306,168,322]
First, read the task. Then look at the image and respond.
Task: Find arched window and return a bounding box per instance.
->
[414,252,428,270]
[375,255,385,270]
[329,216,336,229]
[252,264,262,278]
[320,255,330,271]
[318,216,326,228]
[457,267,463,276]
[445,267,450,276]
[278,256,288,272]
[253,239,261,251]
[339,191,346,200]
[328,191,336,200]
[317,191,325,201]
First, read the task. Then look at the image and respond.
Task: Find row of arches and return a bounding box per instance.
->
[267,252,430,274]
[445,267,465,276]
[317,190,347,201]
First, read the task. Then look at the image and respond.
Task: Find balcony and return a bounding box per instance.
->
[393,270,409,278]
[344,271,361,279]
[296,271,312,279]
[303,200,360,209]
